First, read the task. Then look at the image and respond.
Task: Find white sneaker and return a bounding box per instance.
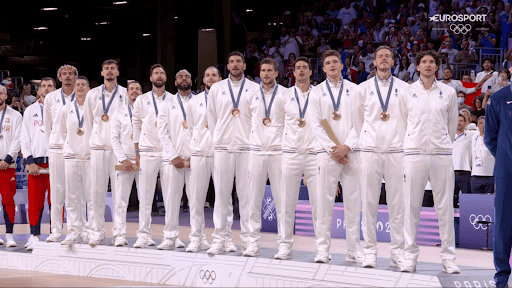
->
[390,253,405,267]
[0,237,4,245]
[25,235,36,248]
[133,235,154,248]
[274,244,292,260]
[26,235,40,251]
[175,238,185,248]
[5,233,17,247]
[114,236,128,247]
[45,233,62,243]
[80,231,89,243]
[362,253,377,268]
[241,241,248,254]
[224,240,237,252]
[200,238,211,250]
[207,240,225,255]
[400,258,417,272]
[346,250,364,263]
[314,250,330,263]
[186,241,201,252]
[61,232,81,245]
[243,241,260,257]
[157,238,175,250]
[88,233,105,247]
[442,259,460,274]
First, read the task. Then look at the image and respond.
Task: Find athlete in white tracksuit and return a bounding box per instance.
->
[356,46,410,268]
[20,78,55,250]
[308,50,362,263]
[110,81,142,247]
[43,65,78,242]
[184,67,222,252]
[58,77,93,245]
[398,51,460,274]
[207,52,260,255]
[244,59,286,257]
[84,60,128,245]
[274,57,319,260]
[156,69,194,250]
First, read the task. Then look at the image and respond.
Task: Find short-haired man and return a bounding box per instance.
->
[309,50,363,263]
[0,85,22,247]
[20,84,36,106]
[441,68,476,95]
[243,58,286,257]
[156,69,194,250]
[20,77,55,250]
[475,57,499,93]
[484,74,512,287]
[356,46,410,268]
[456,92,472,112]
[207,51,260,255]
[452,114,477,207]
[110,81,142,246]
[58,76,93,245]
[399,50,460,273]
[44,64,78,242]
[274,56,320,260]
[84,59,128,246]
[185,66,222,252]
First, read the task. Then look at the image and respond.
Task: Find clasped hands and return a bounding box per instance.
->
[331,144,351,165]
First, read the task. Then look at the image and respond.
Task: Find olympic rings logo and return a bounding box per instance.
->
[199,269,216,284]
[469,214,492,229]
[450,24,472,35]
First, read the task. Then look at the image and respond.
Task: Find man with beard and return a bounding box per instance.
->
[59,77,93,245]
[21,77,55,250]
[308,50,363,263]
[110,81,142,246]
[44,65,78,243]
[156,69,194,250]
[207,51,259,255]
[184,67,222,252]
[84,60,128,246]
[356,46,410,268]
[133,64,184,249]
[243,58,286,257]
[274,56,318,260]
[0,85,22,247]
[441,67,476,95]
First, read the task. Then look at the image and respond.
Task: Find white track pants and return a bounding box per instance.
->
[360,152,404,256]
[90,150,117,236]
[137,154,165,238]
[113,165,139,238]
[161,162,190,239]
[64,160,92,234]
[279,153,318,247]
[317,151,361,252]
[247,153,282,244]
[49,150,65,235]
[212,151,245,242]
[403,154,456,261]
[189,156,213,242]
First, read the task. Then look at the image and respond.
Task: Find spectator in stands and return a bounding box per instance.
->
[317,37,331,58]
[357,61,369,84]
[285,53,296,86]
[477,29,498,55]
[269,39,285,79]
[302,29,318,57]
[245,47,259,79]
[442,67,477,95]
[395,56,414,81]
[462,74,472,82]
[473,96,486,118]
[369,65,377,78]
[471,116,495,194]
[499,3,512,50]
[457,92,473,112]
[19,84,36,106]
[454,40,477,68]
[491,69,512,93]
[359,43,375,72]
[320,13,336,47]
[10,97,25,115]
[281,27,301,60]
[460,109,476,130]
[372,22,386,44]
[475,57,499,93]
[453,114,475,206]
[281,77,290,88]
[326,2,339,23]
[386,26,399,49]
[411,12,427,35]
[311,18,320,38]
[356,10,376,35]
[342,57,357,83]
[337,26,356,50]
[482,11,500,37]
[337,0,357,27]
[439,38,459,64]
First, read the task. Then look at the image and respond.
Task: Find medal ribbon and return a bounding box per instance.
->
[260,85,278,119]
[176,93,187,121]
[61,89,76,106]
[0,106,6,137]
[151,91,166,117]
[227,78,246,109]
[325,79,343,112]
[74,100,84,129]
[294,86,310,119]
[374,76,394,113]
[102,84,118,115]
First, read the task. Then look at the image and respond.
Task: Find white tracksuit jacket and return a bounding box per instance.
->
[21,101,48,163]
[133,91,170,155]
[110,104,137,162]
[187,91,213,157]
[158,93,192,162]
[44,89,75,150]
[59,100,92,160]
[207,77,260,152]
[0,106,22,163]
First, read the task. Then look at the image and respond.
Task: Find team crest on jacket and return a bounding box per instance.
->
[222,91,226,95]
[124,114,128,117]
[33,113,38,117]
[322,93,327,97]
[404,174,406,182]
[199,103,203,107]
[172,106,176,109]
[370,91,374,95]
[412,94,417,98]
[147,101,151,105]
[255,96,259,100]
[439,91,443,99]
[291,97,295,101]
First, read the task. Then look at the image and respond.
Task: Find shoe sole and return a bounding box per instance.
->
[186,248,199,252]
[6,244,17,248]
[207,250,224,255]
[114,243,127,247]
[400,267,416,273]
[362,262,376,268]
[274,254,292,260]
[133,245,148,248]
[442,267,460,274]
[225,248,237,252]
[314,259,328,263]
[175,245,185,248]
[157,247,174,250]
[346,257,362,263]
[243,252,261,257]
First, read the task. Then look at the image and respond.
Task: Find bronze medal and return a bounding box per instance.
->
[263,117,272,126]
[101,114,109,122]
[131,134,133,140]
[76,127,84,136]
[155,121,158,128]
[332,111,341,121]
[232,108,240,117]
[205,121,209,129]
[298,118,306,127]
[182,120,189,129]
[380,111,390,121]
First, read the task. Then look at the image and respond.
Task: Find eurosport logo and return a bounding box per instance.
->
[199,269,216,284]
[469,214,492,229]
[430,14,487,35]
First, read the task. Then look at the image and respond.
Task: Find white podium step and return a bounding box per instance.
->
[0,242,441,287]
